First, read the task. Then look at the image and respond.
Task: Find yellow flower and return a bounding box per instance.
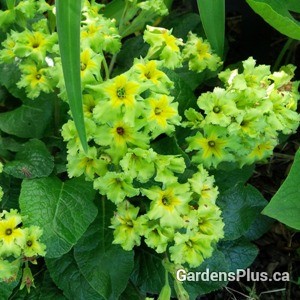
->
[23,226,46,257]
[104,75,139,108]
[0,216,24,245]
[148,95,177,128]
[135,60,164,84]
[195,40,211,61]
[17,61,53,99]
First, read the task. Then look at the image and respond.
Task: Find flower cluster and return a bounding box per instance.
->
[0,0,121,100]
[185,57,300,168]
[0,209,46,284]
[144,26,222,71]
[62,52,224,268]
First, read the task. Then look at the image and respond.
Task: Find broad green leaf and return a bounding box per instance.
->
[244,213,273,241]
[74,199,134,300]
[246,0,300,40]
[161,12,202,40]
[287,0,300,13]
[19,177,97,258]
[46,250,103,300]
[114,35,149,76]
[262,149,300,230]
[131,247,165,295]
[151,135,190,166]
[211,164,255,192]
[197,0,225,57]
[0,62,27,100]
[0,173,20,210]
[163,68,197,116]
[56,0,88,152]
[4,139,54,179]
[0,275,20,300]
[13,271,66,300]
[184,250,229,298]
[119,280,145,300]
[0,98,53,138]
[218,238,258,272]
[217,183,268,240]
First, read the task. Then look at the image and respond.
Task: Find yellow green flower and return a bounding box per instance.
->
[94,172,139,204]
[169,231,214,268]
[103,74,139,108]
[17,60,54,99]
[187,125,235,168]
[110,201,143,250]
[80,48,103,85]
[142,183,191,228]
[146,94,180,137]
[22,226,46,258]
[67,147,109,180]
[183,33,222,72]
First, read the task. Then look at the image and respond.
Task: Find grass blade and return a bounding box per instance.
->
[197,0,225,57]
[56,0,88,152]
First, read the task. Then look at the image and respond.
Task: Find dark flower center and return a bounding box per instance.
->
[36,74,42,80]
[154,107,162,115]
[116,87,126,99]
[116,127,125,135]
[213,106,221,113]
[5,228,12,236]
[208,140,215,147]
[81,63,87,71]
[26,240,33,247]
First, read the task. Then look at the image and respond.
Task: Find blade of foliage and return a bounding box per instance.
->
[131,247,165,295]
[3,139,54,179]
[13,270,66,300]
[287,0,300,13]
[0,98,53,138]
[184,250,228,298]
[197,0,225,57]
[74,199,134,300]
[246,0,300,40]
[56,0,88,152]
[0,174,20,210]
[19,177,97,258]
[218,238,258,272]
[217,183,268,240]
[0,274,20,300]
[262,149,300,230]
[46,250,103,300]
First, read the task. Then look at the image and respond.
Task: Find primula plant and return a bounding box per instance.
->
[0,0,300,299]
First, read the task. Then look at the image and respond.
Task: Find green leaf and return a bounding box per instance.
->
[197,0,225,57]
[246,0,300,40]
[162,68,197,116]
[211,164,255,192]
[131,247,165,295]
[287,0,300,13]
[262,149,300,230]
[0,276,20,300]
[4,139,54,179]
[56,0,88,152]
[46,250,103,300]
[0,62,27,100]
[0,173,20,210]
[19,177,97,258]
[218,238,258,272]
[74,199,134,300]
[151,135,190,166]
[217,183,268,240]
[119,280,145,300]
[243,213,274,241]
[0,98,53,138]
[184,250,229,298]
[161,12,202,40]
